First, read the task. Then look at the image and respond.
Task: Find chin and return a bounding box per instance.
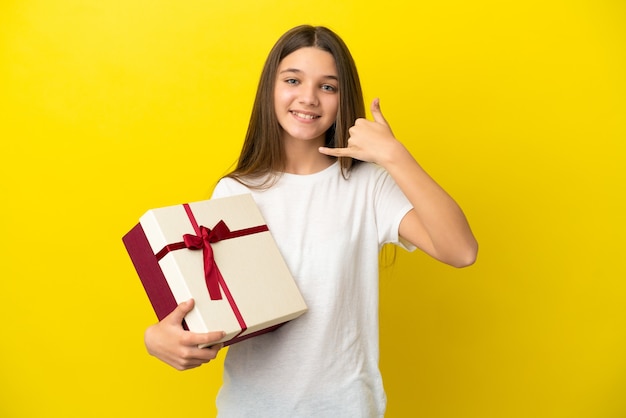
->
[284,131,327,143]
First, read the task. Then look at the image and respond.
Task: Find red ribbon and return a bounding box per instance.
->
[182,222,231,300]
[154,203,269,333]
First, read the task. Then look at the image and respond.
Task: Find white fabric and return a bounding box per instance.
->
[211,161,414,418]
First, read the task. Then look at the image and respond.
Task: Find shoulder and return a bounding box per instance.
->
[350,161,386,176]
[348,162,393,186]
[211,177,251,199]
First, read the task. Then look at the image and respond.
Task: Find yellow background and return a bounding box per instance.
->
[1,0,625,417]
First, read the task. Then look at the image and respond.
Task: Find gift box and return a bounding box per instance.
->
[122,193,307,347]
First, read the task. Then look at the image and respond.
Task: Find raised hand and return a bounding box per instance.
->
[144,299,225,371]
[319,98,405,166]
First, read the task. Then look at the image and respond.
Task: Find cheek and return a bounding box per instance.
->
[274,85,292,107]
[325,96,339,119]
[273,88,281,109]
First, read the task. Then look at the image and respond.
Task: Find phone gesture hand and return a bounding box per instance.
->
[319,98,400,165]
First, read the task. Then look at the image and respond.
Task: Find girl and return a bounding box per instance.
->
[144,25,477,417]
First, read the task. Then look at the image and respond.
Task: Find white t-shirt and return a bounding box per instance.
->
[211,161,414,418]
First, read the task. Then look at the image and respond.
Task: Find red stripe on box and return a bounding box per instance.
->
[122,223,188,329]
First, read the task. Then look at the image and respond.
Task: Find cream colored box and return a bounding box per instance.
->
[123,194,307,347]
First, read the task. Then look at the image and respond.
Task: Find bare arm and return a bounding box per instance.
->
[319,98,478,267]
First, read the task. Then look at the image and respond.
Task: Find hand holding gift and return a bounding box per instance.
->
[144,299,225,371]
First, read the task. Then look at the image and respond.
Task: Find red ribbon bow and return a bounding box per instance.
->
[182,220,231,300]
[154,204,268,330]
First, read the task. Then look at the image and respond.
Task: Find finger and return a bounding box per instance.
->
[183,340,225,363]
[370,98,389,127]
[165,299,194,325]
[318,146,352,157]
[173,342,223,370]
[183,330,226,348]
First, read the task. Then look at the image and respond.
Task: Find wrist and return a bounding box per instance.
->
[377,139,411,168]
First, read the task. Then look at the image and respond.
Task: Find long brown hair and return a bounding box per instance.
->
[227,25,365,186]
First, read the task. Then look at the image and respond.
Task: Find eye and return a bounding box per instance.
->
[321,84,337,92]
[285,78,299,85]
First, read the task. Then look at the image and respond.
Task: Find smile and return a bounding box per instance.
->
[290,111,320,120]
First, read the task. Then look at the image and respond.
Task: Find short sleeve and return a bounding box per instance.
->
[372,166,416,252]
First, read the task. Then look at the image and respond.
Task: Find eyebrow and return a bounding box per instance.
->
[279,68,338,80]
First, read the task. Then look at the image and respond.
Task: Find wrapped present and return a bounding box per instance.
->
[122,194,307,347]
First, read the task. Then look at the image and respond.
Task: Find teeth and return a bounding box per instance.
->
[292,111,318,119]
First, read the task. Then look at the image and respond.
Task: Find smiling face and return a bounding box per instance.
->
[274,47,339,147]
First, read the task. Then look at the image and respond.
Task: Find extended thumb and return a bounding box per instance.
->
[169,299,194,323]
[371,98,388,125]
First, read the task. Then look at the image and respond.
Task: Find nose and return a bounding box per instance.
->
[298,83,319,106]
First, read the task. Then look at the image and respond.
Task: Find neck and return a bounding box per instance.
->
[282,135,334,175]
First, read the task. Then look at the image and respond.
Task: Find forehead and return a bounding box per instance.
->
[278,47,338,75]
